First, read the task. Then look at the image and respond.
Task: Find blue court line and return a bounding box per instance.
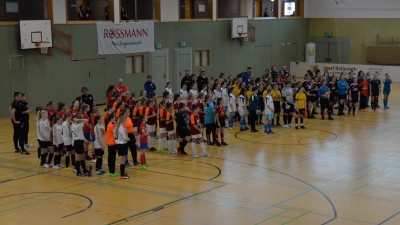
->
[378,211,400,225]
[256,151,400,215]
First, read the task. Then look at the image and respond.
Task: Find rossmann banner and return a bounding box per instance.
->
[96,22,154,55]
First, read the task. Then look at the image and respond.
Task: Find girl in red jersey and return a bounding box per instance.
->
[165,103,177,154]
[197,93,205,125]
[189,105,209,158]
[69,100,80,122]
[81,104,92,161]
[47,101,56,126]
[105,114,119,177]
[104,104,114,122]
[106,85,115,105]
[56,102,67,118]
[139,115,149,170]
[126,92,135,108]
[215,98,227,146]
[185,93,195,115]
[173,94,180,114]
[145,100,157,151]
[158,100,167,153]
[359,76,370,112]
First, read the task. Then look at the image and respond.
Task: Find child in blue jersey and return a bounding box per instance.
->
[318,81,334,120]
[370,73,381,112]
[337,74,348,116]
[383,73,391,109]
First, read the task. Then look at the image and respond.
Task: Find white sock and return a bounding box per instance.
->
[200,142,206,154]
[158,137,162,149]
[191,142,197,155]
[135,135,139,146]
[148,136,153,148]
[162,137,166,149]
[168,140,173,152]
[172,140,176,151]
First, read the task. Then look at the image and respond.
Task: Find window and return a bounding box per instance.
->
[195,50,210,67]
[126,55,144,74]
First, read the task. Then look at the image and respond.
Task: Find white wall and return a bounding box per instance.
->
[305,0,400,18]
[160,0,179,22]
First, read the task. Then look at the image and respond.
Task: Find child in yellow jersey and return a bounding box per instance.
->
[271,85,282,126]
[246,85,253,107]
[295,87,307,129]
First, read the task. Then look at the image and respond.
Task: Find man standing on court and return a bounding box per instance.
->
[81,87,95,115]
[144,75,156,98]
[11,92,30,154]
[196,69,208,91]
[181,70,193,89]
[116,78,131,103]
[242,67,252,85]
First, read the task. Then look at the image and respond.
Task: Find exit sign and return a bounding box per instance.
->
[326,32,332,37]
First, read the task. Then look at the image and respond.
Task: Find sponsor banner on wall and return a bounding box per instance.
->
[96,22,154,55]
[290,62,389,77]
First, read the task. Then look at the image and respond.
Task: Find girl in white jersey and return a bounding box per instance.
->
[71,114,89,177]
[37,110,53,168]
[115,115,130,179]
[227,87,237,130]
[164,82,174,103]
[264,87,274,134]
[52,117,64,169]
[94,115,106,175]
[237,89,247,131]
[189,83,199,98]
[200,84,208,96]
[222,82,229,113]
[179,84,189,104]
[212,84,223,101]
[62,112,75,170]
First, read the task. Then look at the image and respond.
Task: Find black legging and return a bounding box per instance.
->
[249,110,257,130]
[320,99,332,116]
[205,123,216,143]
[107,145,117,174]
[126,133,138,164]
[360,94,367,109]
[12,119,25,151]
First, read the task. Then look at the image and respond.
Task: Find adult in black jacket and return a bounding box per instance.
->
[180,70,193,89]
[175,103,190,155]
[196,70,209,91]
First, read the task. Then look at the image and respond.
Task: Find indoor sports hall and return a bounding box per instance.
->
[1,0,400,224]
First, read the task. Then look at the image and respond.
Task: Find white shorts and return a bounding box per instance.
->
[159,127,166,133]
[167,130,175,135]
[191,134,202,139]
[146,124,156,132]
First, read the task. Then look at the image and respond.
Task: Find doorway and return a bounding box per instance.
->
[148,49,169,97]
[174,47,192,93]
[73,59,107,104]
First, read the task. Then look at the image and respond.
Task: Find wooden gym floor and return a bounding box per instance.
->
[1,85,400,225]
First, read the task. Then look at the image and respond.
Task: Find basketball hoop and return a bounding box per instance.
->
[239,32,248,45]
[35,41,50,55]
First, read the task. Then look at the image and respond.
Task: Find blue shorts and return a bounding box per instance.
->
[140,143,148,149]
[83,132,91,141]
[91,135,96,142]
[266,114,274,120]
[383,89,390,95]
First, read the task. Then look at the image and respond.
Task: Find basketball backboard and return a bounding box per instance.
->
[231,17,248,39]
[19,20,52,49]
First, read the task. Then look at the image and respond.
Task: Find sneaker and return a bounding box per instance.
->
[64,167,72,171]
[14,148,21,153]
[328,117,334,120]
[181,151,189,155]
[300,125,306,129]
[163,147,169,151]
[221,142,228,146]
[74,169,77,173]
[153,135,159,139]
[77,173,86,177]
[26,143,33,147]
[228,127,232,130]
[245,127,250,130]
[85,155,92,160]
[288,124,293,127]
[149,147,157,151]
[120,174,130,179]
[193,154,200,158]
[331,112,336,116]
[134,162,140,166]
[85,172,92,177]
[37,158,41,163]
[141,165,148,170]
[207,142,213,145]
[125,162,132,167]
[168,150,177,154]
[109,173,120,177]
[48,164,53,167]
[295,126,298,129]
[42,163,50,168]
[202,153,210,157]
[157,149,164,154]
[276,123,282,127]
[283,125,289,128]
[250,130,258,132]
[216,142,221,147]
[269,130,275,134]
[53,165,60,169]
[240,128,245,131]
[58,164,65,168]
[96,170,103,175]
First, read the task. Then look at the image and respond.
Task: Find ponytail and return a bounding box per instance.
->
[94,115,102,127]
[105,113,115,131]
[159,100,166,108]
[115,115,126,134]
